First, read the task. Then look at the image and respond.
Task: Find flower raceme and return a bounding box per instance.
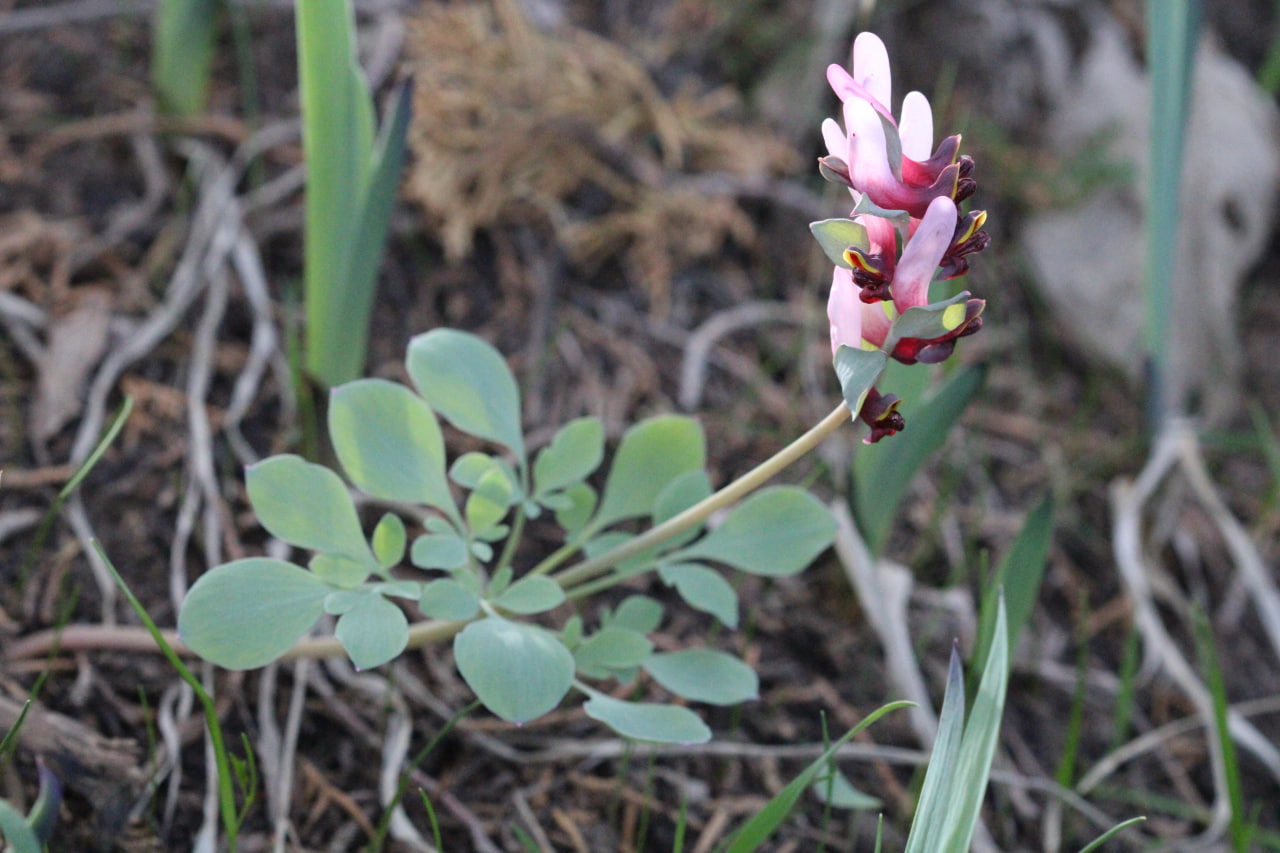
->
[813,33,989,441]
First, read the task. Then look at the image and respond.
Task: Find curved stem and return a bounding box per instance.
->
[553,403,851,592]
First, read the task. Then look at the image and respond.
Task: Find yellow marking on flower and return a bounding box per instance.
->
[942,302,967,330]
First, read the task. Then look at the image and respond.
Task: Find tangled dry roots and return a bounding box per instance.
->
[404,0,799,313]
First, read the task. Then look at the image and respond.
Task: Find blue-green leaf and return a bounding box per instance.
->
[890,292,977,343]
[811,770,881,810]
[179,558,331,669]
[246,455,372,562]
[371,512,407,570]
[534,417,605,496]
[606,595,665,633]
[407,329,524,461]
[595,416,705,526]
[643,649,758,705]
[329,379,455,517]
[492,575,565,615]
[334,591,409,670]
[809,218,870,268]
[582,692,711,744]
[574,627,654,679]
[309,552,370,588]
[454,617,573,723]
[833,346,888,416]
[419,578,480,621]
[658,562,738,628]
[410,533,469,571]
[0,799,40,853]
[554,482,597,532]
[673,487,835,577]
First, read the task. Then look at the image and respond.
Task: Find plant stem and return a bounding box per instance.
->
[553,403,851,592]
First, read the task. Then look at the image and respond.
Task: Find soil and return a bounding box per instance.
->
[1,1,1279,851]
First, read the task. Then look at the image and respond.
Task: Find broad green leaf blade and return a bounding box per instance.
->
[607,595,665,633]
[725,701,912,853]
[595,416,705,526]
[673,487,835,577]
[0,799,40,853]
[581,693,711,744]
[651,470,713,549]
[903,646,967,853]
[335,591,409,670]
[941,597,1009,852]
[372,513,407,569]
[492,575,565,615]
[555,482,597,532]
[642,649,758,705]
[410,533,469,571]
[152,0,218,115]
[419,579,480,621]
[533,417,605,497]
[972,494,1053,684]
[329,380,456,517]
[246,455,371,562]
[834,346,888,416]
[454,617,573,723]
[809,218,870,268]
[407,329,524,460]
[574,627,654,679]
[178,558,331,669]
[658,562,738,628]
[810,769,881,810]
[309,553,370,588]
[466,467,513,533]
[854,365,986,555]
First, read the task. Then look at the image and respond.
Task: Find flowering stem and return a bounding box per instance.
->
[553,403,852,593]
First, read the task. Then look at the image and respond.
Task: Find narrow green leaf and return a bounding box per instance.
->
[407,329,524,460]
[643,649,757,705]
[246,454,371,562]
[410,533,469,571]
[595,416,705,526]
[335,590,409,670]
[581,692,711,744]
[419,579,480,621]
[854,365,986,556]
[371,513,407,570]
[903,647,967,853]
[454,617,574,723]
[673,487,835,577]
[329,380,455,517]
[833,346,888,416]
[178,558,331,669]
[0,799,41,853]
[534,417,605,496]
[810,769,881,810]
[658,562,738,628]
[493,575,565,615]
[152,0,219,116]
[809,218,870,268]
[574,627,655,679]
[1076,817,1146,853]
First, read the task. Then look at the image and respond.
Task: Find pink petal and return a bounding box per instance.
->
[852,33,892,114]
[891,195,957,310]
[898,91,934,161]
[828,267,862,355]
[821,117,847,160]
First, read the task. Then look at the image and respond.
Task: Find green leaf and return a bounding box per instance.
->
[595,416,705,526]
[581,692,711,744]
[466,467,513,533]
[607,595,664,633]
[329,379,455,517]
[554,483,597,532]
[658,562,738,628]
[152,0,218,116]
[492,575,565,615]
[534,417,605,496]
[454,617,574,723]
[809,218,870,269]
[450,452,496,488]
[334,590,409,670]
[674,487,835,577]
[889,292,977,342]
[810,769,882,810]
[903,647,967,853]
[0,798,41,853]
[643,649,758,705]
[371,513,407,570]
[407,329,524,461]
[178,558,331,669]
[833,346,888,416]
[651,470,713,549]
[854,364,986,556]
[574,627,654,679]
[410,533,469,571]
[246,455,372,562]
[725,701,912,853]
[309,552,370,588]
[419,578,481,621]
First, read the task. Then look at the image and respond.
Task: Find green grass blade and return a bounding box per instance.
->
[1192,608,1249,852]
[723,700,912,853]
[0,800,41,853]
[853,365,985,555]
[152,0,219,115]
[903,647,966,853]
[1077,816,1147,853]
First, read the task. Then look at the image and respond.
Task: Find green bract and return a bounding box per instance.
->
[179,329,839,740]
